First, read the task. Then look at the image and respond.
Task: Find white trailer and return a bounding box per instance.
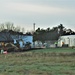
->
[58,35,75,47]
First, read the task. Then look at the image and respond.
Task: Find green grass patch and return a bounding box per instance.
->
[32,48,75,53]
[0,48,75,75]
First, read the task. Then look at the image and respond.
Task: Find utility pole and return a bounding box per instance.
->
[33,23,35,32]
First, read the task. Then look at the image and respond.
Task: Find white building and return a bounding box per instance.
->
[58,35,75,47]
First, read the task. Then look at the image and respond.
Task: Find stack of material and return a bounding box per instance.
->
[5,43,19,52]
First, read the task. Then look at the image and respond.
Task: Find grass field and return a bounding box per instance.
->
[0,48,75,75]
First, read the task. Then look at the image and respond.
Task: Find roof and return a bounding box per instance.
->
[0,32,13,42]
[60,35,75,39]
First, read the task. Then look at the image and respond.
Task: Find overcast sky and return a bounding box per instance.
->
[0,0,75,32]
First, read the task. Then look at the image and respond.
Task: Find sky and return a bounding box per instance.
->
[0,0,75,32]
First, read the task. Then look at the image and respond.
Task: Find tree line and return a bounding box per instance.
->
[0,22,75,42]
[0,22,25,33]
[33,24,75,42]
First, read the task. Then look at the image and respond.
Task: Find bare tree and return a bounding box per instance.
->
[14,26,20,32]
[22,27,25,33]
[5,22,14,30]
[0,23,5,31]
[0,22,25,33]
